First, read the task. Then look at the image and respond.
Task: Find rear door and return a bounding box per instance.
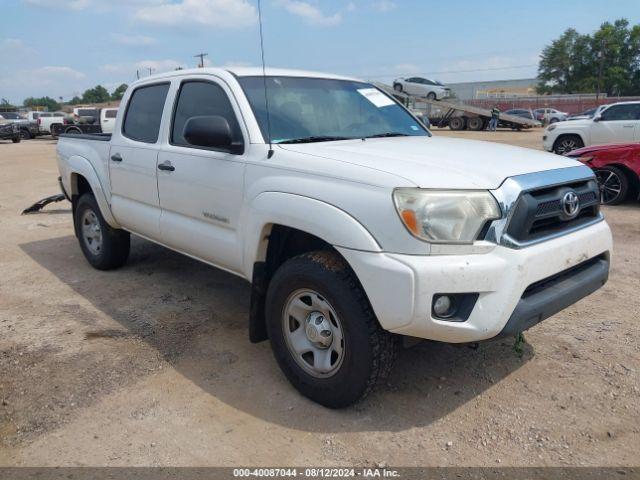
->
[591,104,640,145]
[156,77,247,273]
[108,82,170,239]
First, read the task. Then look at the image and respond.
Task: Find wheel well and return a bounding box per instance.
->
[249,225,341,343]
[70,174,93,215]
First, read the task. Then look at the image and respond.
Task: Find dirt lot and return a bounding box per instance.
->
[0,130,638,467]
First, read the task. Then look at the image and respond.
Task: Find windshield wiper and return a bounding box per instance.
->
[364,132,411,138]
[278,136,351,144]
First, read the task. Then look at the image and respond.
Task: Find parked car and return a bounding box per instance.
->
[0,118,20,143]
[567,142,640,205]
[503,108,536,121]
[534,108,569,124]
[393,77,450,100]
[543,101,640,155]
[57,67,612,407]
[0,111,39,139]
[36,112,69,134]
[567,106,607,121]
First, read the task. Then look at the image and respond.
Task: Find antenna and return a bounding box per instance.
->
[257,0,274,158]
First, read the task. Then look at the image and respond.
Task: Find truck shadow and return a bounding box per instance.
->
[20,235,533,433]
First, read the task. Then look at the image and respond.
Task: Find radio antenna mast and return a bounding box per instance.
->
[257,0,274,158]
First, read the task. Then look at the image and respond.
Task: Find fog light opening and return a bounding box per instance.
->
[433,295,456,318]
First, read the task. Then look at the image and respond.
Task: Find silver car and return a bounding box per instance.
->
[393,77,450,100]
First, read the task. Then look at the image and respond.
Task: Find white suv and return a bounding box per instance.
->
[543,101,640,154]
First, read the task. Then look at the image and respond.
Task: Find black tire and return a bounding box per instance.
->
[66,127,82,135]
[11,136,20,143]
[467,117,484,131]
[265,251,398,408]
[595,166,630,205]
[20,129,32,140]
[427,92,437,100]
[549,117,559,124]
[553,134,583,155]
[393,83,403,93]
[74,193,130,270]
[449,116,466,131]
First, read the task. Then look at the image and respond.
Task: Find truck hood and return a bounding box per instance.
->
[279,136,581,189]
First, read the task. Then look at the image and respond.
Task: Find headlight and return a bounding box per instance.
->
[393,189,501,243]
[547,124,557,131]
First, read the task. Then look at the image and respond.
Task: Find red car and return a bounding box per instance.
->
[567,143,640,205]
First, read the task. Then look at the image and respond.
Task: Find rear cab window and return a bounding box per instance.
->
[122,83,170,143]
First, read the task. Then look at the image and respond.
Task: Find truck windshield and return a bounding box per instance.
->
[238,76,429,144]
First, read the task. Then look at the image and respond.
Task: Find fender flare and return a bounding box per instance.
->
[241,192,381,279]
[63,155,119,228]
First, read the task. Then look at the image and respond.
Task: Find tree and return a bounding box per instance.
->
[537,19,640,96]
[111,83,128,101]
[69,96,83,105]
[81,85,111,104]
[1,98,15,109]
[23,96,61,112]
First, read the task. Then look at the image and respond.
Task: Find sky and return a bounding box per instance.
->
[1,0,639,104]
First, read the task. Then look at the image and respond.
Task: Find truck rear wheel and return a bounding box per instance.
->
[467,117,484,131]
[74,193,130,270]
[11,136,21,143]
[265,251,398,408]
[449,117,466,131]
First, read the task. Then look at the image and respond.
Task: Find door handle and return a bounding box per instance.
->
[158,161,175,172]
[623,125,634,128]
[110,153,122,162]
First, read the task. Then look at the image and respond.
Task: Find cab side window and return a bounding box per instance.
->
[171,81,242,149]
[122,83,170,143]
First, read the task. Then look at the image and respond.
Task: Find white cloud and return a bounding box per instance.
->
[135,0,257,28]
[22,0,91,10]
[373,1,396,12]
[22,0,165,10]
[101,59,185,76]
[0,65,87,102]
[37,66,86,80]
[277,0,342,26]
[111,34,157,46]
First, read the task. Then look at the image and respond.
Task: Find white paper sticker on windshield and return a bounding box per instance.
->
[357,88,395,108]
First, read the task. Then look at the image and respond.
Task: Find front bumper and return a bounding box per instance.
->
[542,133,555,151]
[338,220,612,343]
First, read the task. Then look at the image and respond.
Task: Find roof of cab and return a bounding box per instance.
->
[131,67,361,86]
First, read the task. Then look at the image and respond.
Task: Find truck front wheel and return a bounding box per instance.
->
[265,251,398,408]
[74,193,130,270]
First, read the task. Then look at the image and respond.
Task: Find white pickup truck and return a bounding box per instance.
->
[56,67,613,407]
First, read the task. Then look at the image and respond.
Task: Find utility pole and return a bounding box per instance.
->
[596,38,606,100]
[194,52,208,68]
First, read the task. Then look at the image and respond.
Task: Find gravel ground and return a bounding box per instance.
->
[0,131,638,467]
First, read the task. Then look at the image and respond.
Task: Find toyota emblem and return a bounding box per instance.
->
[562,191,580,217]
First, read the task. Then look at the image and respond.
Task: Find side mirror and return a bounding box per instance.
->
[183,115,243,154]
[593,115,602,122]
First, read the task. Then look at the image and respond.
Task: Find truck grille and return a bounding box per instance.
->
[505,179,600,244]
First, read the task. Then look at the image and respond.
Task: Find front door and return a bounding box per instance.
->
[591,103,640,145]
[157,78,247,274]
[109,82,170,239]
